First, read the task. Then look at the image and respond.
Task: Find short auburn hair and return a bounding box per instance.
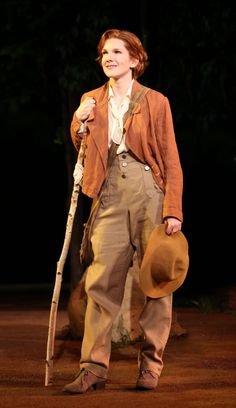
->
[96,29,149,79]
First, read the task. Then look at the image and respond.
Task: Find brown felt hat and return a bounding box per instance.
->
[139,224,189,298]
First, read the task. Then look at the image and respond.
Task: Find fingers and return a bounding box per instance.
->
[164,218,182,235]
[75,97,96,122]
[84,97,96,112]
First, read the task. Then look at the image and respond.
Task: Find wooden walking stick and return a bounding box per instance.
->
[45,129,87,386]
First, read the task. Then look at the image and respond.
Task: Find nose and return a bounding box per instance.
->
[103,52,113,62]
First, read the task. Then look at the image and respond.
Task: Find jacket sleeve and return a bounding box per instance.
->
[70,94,87,152]
[158,97,183,222]
[70,111,82,152]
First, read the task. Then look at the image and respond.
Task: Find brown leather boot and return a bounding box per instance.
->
[63,369,106,394]
[136,369,159,390]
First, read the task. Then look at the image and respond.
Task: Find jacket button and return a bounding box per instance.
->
[122,174,126,179]
[144,165,150,171]
[122,154,126,159]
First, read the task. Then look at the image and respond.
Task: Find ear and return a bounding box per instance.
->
[130,58,139,69]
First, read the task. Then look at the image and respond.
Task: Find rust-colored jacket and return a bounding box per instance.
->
[71,80,183,222]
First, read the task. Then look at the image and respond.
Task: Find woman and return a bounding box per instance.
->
[63,28,183,394]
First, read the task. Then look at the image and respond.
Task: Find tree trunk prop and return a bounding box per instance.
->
[45,136,86,386]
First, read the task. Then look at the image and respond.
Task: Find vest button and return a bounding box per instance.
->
[121,174,126,179]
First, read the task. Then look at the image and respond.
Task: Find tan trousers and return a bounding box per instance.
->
[80,151,173,378]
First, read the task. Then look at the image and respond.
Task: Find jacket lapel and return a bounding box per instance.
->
[124,80,144,133]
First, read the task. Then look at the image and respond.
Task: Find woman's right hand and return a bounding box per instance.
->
[75,97,96,122]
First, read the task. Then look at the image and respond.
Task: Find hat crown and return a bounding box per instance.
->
[150,234,188,283]
[140,224,189,298]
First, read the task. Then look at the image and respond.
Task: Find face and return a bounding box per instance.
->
[101,38,138,80]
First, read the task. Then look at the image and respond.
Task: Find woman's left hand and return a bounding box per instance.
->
[164,218,182,235]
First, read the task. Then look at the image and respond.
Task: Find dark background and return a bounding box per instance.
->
[1,0,235,299]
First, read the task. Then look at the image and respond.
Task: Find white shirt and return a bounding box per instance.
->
[108,79,134,154]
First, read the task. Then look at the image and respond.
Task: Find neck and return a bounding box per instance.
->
[109,76,133,99]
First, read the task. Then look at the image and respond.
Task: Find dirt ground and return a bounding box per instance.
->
[0,288,236,408]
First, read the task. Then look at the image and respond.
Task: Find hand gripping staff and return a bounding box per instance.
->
[45,128,87,386]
